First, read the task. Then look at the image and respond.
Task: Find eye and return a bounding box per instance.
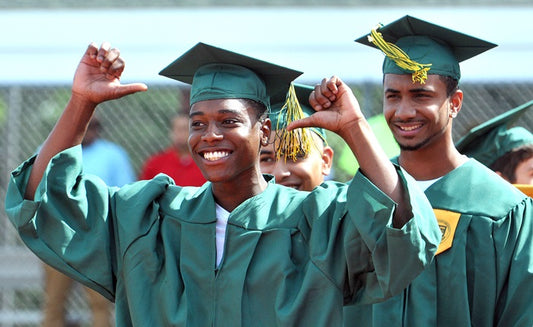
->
[260,155,275,163]
[222,118,239,125]
[190,120,205,129]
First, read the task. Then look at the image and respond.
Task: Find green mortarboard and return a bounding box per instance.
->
[456,99,533,167]
[354,15,497,83]
[159,42,303,109]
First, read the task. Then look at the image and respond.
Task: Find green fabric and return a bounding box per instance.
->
[354,15,497,81]
[159,42,303,109]
[6,146,441,327]
[382,36,460,80]
[343,159,533,326]
[463,126,533,167]
[456,99,533,166]
[191,63,269,107]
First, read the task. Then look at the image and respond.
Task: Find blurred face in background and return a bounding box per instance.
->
[260,131,333,191]
[513,156,533,185]
[171,115,192,154]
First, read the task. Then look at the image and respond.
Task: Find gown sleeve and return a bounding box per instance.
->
[304,166,440,305]
[4,145,172,301]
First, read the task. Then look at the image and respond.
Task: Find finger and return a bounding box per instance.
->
[86,42,99,60]
[287,115,317,131]
[100,47,121,76]
[106,56,125,80]
[97,41,111,63]
[308,89,323,111]
[113,83,148,99]
[312,80,332,109]
[326,76,341,96]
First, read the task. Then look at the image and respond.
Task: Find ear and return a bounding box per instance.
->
[321,146,334,176]
[260,117,272,146]
[449,89,463,118]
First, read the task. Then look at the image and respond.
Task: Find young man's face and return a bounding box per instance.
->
[383,74,459,152]
[188,98,269,183]
[260,132,333,191]
[513,156,533,185]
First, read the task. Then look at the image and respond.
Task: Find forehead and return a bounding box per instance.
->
[189,98,251,116]
[383,74,445,90]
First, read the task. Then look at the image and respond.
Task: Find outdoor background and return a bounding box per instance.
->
[1,1,533,326]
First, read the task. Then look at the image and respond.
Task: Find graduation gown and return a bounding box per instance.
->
[343,159,533,327]
[5,146,440,327]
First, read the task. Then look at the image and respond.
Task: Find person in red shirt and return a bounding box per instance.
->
[139,114,206,186]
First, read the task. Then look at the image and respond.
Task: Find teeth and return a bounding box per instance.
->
[203,151,229,161]
[400,124,421,131]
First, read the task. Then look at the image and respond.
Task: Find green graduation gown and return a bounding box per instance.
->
[343,159,533,327]
[6,146,440,327]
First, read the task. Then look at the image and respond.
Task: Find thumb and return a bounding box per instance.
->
[114,83,148,98]
[287,115,318,131]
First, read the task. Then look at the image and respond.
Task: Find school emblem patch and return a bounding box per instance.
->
[433,209,461,255]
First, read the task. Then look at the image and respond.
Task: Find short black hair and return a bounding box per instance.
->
[241,98,268,120]
[490,144,533,183]
[439,75,459,97]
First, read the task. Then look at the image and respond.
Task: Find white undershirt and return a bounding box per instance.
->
[215,203,230,267]
[416,177,442,192]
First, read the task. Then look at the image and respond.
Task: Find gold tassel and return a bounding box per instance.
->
[368,24,432,84]
[274,83,313,162]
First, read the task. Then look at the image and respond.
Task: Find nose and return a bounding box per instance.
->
[393,99,416,120]
[272,161,291,181]
[201,123,223,143]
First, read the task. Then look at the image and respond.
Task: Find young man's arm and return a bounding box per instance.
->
[25,42,147,199]
[289,76,409,227]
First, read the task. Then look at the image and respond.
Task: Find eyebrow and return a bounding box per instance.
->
[189,108,244,118]
[384,87,433,93]
[260,149,274,155]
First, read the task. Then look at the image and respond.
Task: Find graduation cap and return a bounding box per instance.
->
[159,42,303,109]
[456,99,533,167]
[268,83,327,162]
[354,15,497,83]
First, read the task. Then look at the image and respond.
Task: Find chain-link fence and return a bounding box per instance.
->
[1,81,532,326]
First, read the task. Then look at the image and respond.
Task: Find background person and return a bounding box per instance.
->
[260,83,334,191]
[139,114,205,186]
[456,99,533,196]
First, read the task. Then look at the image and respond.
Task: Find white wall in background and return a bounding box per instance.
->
[1,6,532,85]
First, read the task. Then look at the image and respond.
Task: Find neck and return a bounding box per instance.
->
[399,141,467,181]
[211,168,268,212]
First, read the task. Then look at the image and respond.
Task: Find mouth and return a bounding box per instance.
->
[278,181,301,190]
[394,121,423,135]
[201,150,231,162]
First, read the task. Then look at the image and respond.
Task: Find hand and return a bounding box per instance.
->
[288,76,364,139]
[71,42,147,106]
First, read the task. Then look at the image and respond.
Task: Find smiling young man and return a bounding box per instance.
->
[260,83,334,191]
[5,41,440,326]
[343,16,533,326]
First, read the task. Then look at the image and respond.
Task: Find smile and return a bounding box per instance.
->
[203,151,230,161]
[398,123,422,131]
